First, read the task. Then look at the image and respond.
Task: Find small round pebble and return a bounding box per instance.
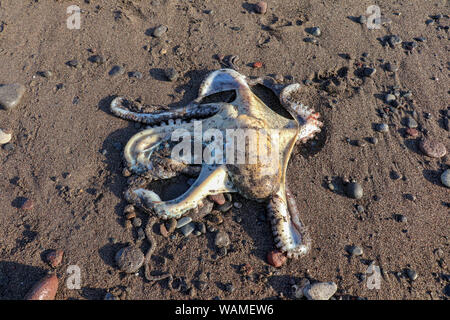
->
[349,246,363,256]
[255,1,267,14]
[180,223,195,237]
[165,68,178,81]
[0,128,12,145]
[346,182,363,199]
[440,170,450,188]
[21,198,34,210]
[115,246,145,273]
[128,71,143,79]
[109,65,125,76]
[66,60,79,68]
[217,202,233,213]
[214,231,230,248]
[132,218,142,228]
[406,269,418,281]
[46,250,64,268]
[209,194,225,205]
[419,139,447,158]
[309,27,321,37]
[363,67,376,77]
[405,128,419,138]
[89,55,104,64]
[404,117,418,128]
[386,62,399,73]
[153,25,168,38]
[375,123,389,133]
[303,282,337,300]
[267,250,287,268]
[385,94,396,104]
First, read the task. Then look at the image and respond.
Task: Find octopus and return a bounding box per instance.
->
[110,69,322,277]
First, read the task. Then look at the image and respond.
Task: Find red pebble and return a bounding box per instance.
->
[24,273,58,300]
[208,194,226,206]
[267,250,287,268]
[21,199,34,210]
[252,61,263,69]
[405,128,419,138]
[46,250,64,268]
[255,1,268,14]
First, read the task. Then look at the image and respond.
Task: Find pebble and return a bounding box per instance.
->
[176,217,192,229]
[21,198,34,210]
[164,68,178,81]
[88,55,104,64]
[349,246,363,256]
[37,70,53,78]
[46,250,64,268]
[406,269,418,281]
[386,62,399,72]
[209,194,226,205]
[0,84,26,110]
[125,212,136,220]
[369,137,378,145]
[385,93,396,104]
[128,71,143,79]
[132,218,142,228]
[109,65,125,76]
[404,117,417,128]
[214,231,230,248]
[419,139,447,158]
[388,35,402,47]
[167,218,177,233]
[303,282,337,300]
[375,123,389,133]
[0,128,12,144]
[303,37,317,44]
[363,67,376,77]
[115,246,144,273]
[255,1,267,14]
[267,250,287,268]
[217,202,233,213]
[308,27,321,37]
[440,170,450,188]
[153,25,168,38]
[137,228,146,241]
[346,182,363,199]
[24,273,58,300]
[405,128,419,138]
[180,223,195,237]
[66,59,79,68]
[2,143,13,151]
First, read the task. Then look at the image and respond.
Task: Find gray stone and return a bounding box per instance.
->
[441,169,450,188]
[375,123,389,133]
[180,222,195,237]
[0,84,25,110]
[363,67,376,77]
[404,117,418,128]
[385,94,396,104]
[115,246,145,273]
[214,231,230,248]
[406,269,418,281]
[176,217,192,229]
[109,65,125,76]
[349,246,363,256]
[346,182,363,199]
[153,25,168,38]
[303,282,337,300]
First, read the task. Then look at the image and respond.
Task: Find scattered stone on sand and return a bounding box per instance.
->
[214,231,230,248]
[128,71,143,79]
[37,70,53,78]
[363,67,376,77]
[346,182,363,199]
[209,194,226,205]
[153,25,168,38]
[132,218,142,228]
[267,250,287,268]
[406,269,418,281]
[164,68,178,81]
[21,198,34,210]
[176,217,192,229]
[419,139,447,158]
[405,128,419,138]
[0,84,26,110]
[375,123,389,133]
[404,117,418,128]
[348,245,363,256]
[115,246,144,273]
[180,222,195,237]
[252,61,263,69]
[385,62,399,72]
[24,273,59,300]
[88,55,104,64]
[357,15,367,24]
[0,128,12,145]
[387,35,402,47]
[385,93,396,104]
[109,65,125,76]
[46,250,64,268]
[303,37,318,44]
[303,281,337,300]
[308,27,321,37]
[167,218,177,233]
[369,137,378,145]
[293,279,310,299]
[66,59,79,68]
[255,1,267,14]
[441,170,450,188]
[217,202,233,213]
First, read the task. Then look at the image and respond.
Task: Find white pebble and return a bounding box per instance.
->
[0,128,12,145]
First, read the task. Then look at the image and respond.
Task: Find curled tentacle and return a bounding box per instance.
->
[267,186,310,258]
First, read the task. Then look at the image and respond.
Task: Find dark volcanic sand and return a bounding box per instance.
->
[0,0,448,300]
